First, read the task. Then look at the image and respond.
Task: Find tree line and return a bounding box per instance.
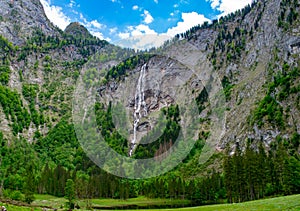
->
[0,126,299,206]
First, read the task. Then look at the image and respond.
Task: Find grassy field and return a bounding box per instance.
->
[0,194,299,211]
[31,195,190,209]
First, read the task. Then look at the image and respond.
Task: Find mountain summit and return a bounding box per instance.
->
[64,22,92,38]
[0,0,58,45]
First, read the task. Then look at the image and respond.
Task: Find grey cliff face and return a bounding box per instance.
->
[0,0,58,45]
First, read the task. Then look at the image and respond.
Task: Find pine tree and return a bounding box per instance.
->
[284,156,300,194]
[0,132,7,197]
[257,141,267,198]
[65,179,75,209]
[24,162,36,204]
[274,140,286,194]
[231,142,247,202]
[244,140,257,201]
[223,143,233,203]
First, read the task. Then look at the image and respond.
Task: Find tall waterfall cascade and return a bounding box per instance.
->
[129,63,148,157]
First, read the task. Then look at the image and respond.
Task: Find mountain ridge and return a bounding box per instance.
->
[0,0,59,45]
[0,0,299,156]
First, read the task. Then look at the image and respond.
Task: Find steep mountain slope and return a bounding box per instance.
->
[201,0,300,151]
[0,0,58,45]
[97,0,300,161]
[0,0,123,143]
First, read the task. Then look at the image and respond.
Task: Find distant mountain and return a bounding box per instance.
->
[64,22,93,38]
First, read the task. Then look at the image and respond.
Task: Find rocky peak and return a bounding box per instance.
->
[64,22,92,38]
[0,0,58,45]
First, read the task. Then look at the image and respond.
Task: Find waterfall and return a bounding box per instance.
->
[129,63,147,157]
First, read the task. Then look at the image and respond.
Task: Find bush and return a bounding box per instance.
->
[10,190,24,201]
[0,65,11,85]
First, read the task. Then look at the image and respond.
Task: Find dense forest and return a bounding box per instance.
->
[0,128,299,206]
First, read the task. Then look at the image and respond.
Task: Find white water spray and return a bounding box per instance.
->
[129,63,147,156]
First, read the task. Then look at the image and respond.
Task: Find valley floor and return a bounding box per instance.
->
[0,194,300,211]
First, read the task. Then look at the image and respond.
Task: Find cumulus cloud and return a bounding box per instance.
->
[116,34,170,50]
[165,12,211,37]
[142,10,154,24]
[90,31,111,42]
[116,24,170,50]
[131,24,157,36]
[132,5,139,10]
[207,0,253,16]
[110,27,118,34]
[91,31,104,39]
[219,0,253,16]
[114,11,211,49]
[118,32,130,39]
[40,0,71,30]
[90,20,103,29]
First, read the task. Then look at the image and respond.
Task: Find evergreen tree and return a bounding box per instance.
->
[273,140,286,194]
[283,156,300,194]
[244,140,257,200]
[232,142,246,202]
[257,141,267,198]
[223,143,233,203]
[65,179,75,209]
[24,162,36,204]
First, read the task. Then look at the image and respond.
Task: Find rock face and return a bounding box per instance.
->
[0,0,57,45]
[65,22,92,38]
[99,55,206,151]
[98,0,300,154]
[0,0,299,156]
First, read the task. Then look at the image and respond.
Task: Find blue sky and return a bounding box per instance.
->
[40,0,253,49]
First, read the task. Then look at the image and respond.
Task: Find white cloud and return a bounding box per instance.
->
[110,27,118,34]
[79,13,105,31]
[219,0,253,16]
[118,32,130,39]
[132,5,139,10]
[91,31,104,39]
[207,0,253,16]
[91,31,111,42]
[115,24,170,50]
[90,20,103,29]
[131,24,157,36]
[40,0,71,30]
[142,10,154,24]
[165,12,211,37]
[208,0,220,9]
[154,0,158,3]
[114,11,210,49]
[116,34,170,50]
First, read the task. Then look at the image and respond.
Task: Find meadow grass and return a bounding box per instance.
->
[1,194,299,211]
